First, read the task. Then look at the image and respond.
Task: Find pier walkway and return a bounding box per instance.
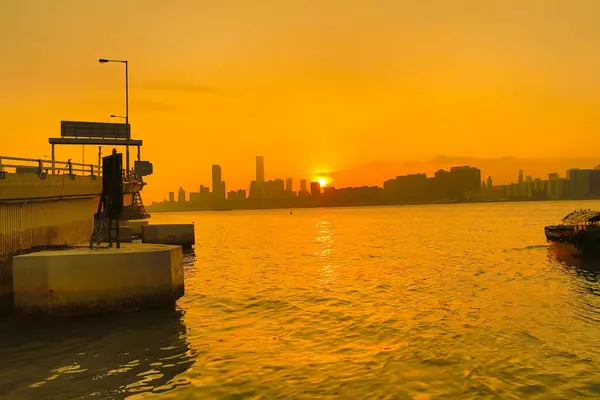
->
[0,155,145,312]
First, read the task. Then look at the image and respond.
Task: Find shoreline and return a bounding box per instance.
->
[147,197,600,214]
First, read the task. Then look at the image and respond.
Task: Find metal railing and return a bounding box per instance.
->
[0,156,99,177]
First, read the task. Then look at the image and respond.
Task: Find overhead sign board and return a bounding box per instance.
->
[134,161,153,176]
[61,121,130,139]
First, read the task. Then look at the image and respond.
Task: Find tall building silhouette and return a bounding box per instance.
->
[310,181,321,196]
[256,156,265,183]
[168,192,175,202]
[449,166,481,199]
[264,179,285,199]
[285,178,293,192]
[178,187,186,203]
[568,168,600,199]
[212,165,225,199]
[300,179,307,192]
[518,169,524,184]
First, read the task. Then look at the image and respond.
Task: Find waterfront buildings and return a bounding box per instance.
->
[256,156,264,184]
[310,181,321,196]
[300,179,308,194]
[157,158,600,212]
[211,165,225,200]
[568,168,600,199]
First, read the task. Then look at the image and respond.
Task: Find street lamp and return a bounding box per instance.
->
[110,116,140,164]
[99,58,130,172]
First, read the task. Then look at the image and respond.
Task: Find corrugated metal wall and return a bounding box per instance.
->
[0,196,99,312]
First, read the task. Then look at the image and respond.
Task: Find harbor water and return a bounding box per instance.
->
[2,201,600,398]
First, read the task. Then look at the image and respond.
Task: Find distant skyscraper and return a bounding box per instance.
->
[249,180,259,198]
[300,179,307,192]
[212,165,225,199]
[534,178,542,193]
[568,168,600,199]
[212,165,221,193]
[448,166,481,199]
[487,176,493,189]
[323,186,335,195]
[286,178,293,192]
[256,156,265,183]
[189,192,202,202]
[168,192,175,202]
[178,187,186,203]
[518,169,524,184]
[263,179,286,199]
[310,181,321,196]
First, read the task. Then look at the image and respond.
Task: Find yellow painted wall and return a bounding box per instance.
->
[0,173,101,200]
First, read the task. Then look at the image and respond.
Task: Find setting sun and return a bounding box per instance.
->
[317,177,327,186]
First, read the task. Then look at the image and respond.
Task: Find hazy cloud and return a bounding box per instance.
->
[142,80,217,94]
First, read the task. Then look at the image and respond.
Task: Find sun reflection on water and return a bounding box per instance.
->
[313,219,340,288]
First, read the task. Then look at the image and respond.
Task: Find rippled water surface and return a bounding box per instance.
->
[2,201,600,399]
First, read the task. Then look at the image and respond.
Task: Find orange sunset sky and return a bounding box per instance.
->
[2,0,600,202]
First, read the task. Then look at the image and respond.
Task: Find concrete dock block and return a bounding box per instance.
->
[142,224,195,248]
[117,225,133,243]
[12,243,184,315]
[128,220,149,237]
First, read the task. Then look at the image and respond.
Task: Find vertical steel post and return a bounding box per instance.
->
[125,60,130,175]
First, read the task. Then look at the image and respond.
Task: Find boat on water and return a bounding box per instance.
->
[545,209,600,250]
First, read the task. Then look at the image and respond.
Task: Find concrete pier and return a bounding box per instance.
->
[142,224,195,248]
[128,220,149,237]
[12,244,184,315]
[118,225,133,243]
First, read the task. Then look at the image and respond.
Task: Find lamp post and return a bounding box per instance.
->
[99,58,130,173]
[111,114,139,162]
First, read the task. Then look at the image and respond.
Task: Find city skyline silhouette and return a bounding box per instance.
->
[4,1,600,202]
[151,154,600,212]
